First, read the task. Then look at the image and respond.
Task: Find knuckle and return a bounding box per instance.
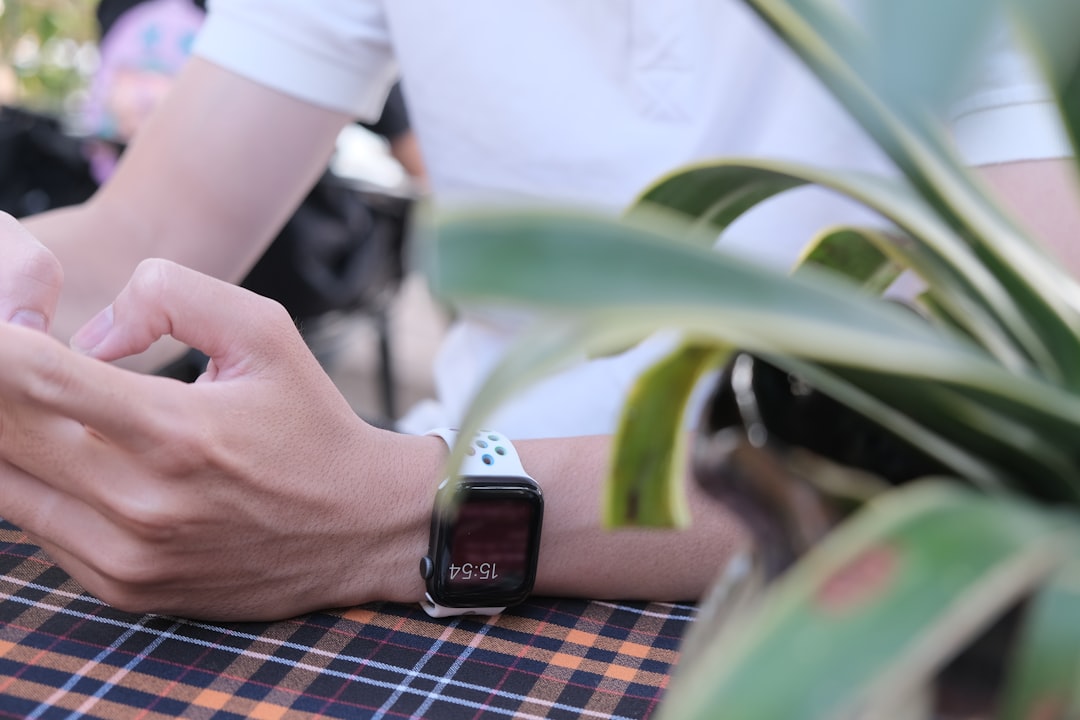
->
[128,258,178,304]
[254,293,295,330]
[17,246,64,292]
[96,550,162,589]
[105,487,182,545]
[0,213,63,288]
[156,420,220,474]
[88,542,172,609]
[22,346,77,406]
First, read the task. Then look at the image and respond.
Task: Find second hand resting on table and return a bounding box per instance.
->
[0,214,747,621]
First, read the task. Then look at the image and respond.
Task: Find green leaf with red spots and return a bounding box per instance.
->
[659,483,1072,720]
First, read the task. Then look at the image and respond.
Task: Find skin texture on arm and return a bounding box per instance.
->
[976,158,1080,278]
[525,435,747,602]
[0,228,748,621]
[388,130,429,189]
[22,57,351,369]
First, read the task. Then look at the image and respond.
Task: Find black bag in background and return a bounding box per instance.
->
[241,171,409,325]
[0,105,99,216]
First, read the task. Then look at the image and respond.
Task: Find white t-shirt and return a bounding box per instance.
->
[194,0,1069,438]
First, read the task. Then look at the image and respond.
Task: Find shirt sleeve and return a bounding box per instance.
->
[192,0,398,121]
[949,20,1072,166]
[359,82,410,140]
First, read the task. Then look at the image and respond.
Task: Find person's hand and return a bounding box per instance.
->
[0,212,63,333]
[0,259,433,620]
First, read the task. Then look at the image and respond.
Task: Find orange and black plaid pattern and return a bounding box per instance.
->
[0,520,693,719]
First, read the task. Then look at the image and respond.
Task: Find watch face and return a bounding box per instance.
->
[427,478,543,608]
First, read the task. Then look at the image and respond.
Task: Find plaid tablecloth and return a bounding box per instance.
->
[0,520,694,719]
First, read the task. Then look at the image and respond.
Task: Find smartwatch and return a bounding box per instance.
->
[420,428,544,617]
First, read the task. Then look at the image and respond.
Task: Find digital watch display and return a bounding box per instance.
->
[420,430,543,617]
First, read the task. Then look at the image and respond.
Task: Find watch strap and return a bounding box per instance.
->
[421,592,505,618]
[426,428,529,480]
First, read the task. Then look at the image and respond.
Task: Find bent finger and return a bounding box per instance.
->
[71,258,301,377]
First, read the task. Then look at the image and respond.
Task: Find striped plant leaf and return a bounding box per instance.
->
[421,3,1080,716]
[632,160,1050,379]
[425,210,1080,501]
[997,554,1080,720]
[794,226,907,295]
[425,210,1080,424]
[741,0,1080,386]
[791,226,975,342]
[658,483,1071,720]
[604,343,725,528]
[858,1,997,126]
[778,359,1080,503]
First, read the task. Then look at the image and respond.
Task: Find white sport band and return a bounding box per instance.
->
[426,427,529,480]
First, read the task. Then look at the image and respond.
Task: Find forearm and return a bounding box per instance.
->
[20,59,350,369]
[976,158,1080,279]
[527,434,748,601]
[368,432,749,607]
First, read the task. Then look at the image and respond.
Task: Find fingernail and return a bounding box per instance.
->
[71,305,114,353]
[9,309,48,332]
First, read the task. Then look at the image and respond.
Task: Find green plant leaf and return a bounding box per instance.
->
[628,162,806,246]
[780,359,1080,502]
[604,343,725,529]
[792,225,987,351]
[995,543,1080,720]
[741,0,1080,387]
[660,483,1072,720]
[914,290,976,344]
[423,209,1080,495]
[632,160,1050,378]
[425,210,1080,420]
[859,1,998,127]
[794,226,907,295]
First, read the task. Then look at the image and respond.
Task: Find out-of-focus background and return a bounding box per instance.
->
[0,0,447,428]
[0,0,98,115]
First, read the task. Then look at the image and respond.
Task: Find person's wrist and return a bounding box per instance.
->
[334,426,444,606]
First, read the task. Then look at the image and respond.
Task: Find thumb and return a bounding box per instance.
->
[70,258,297,375]
[0,213,63,333]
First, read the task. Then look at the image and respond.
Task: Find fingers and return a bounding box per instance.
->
[0,258,306,450]
[0,323,176,449]
[70,258,300,377]
[0,457,177,616]
[0,213,63,333]
[0,457,118,576]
